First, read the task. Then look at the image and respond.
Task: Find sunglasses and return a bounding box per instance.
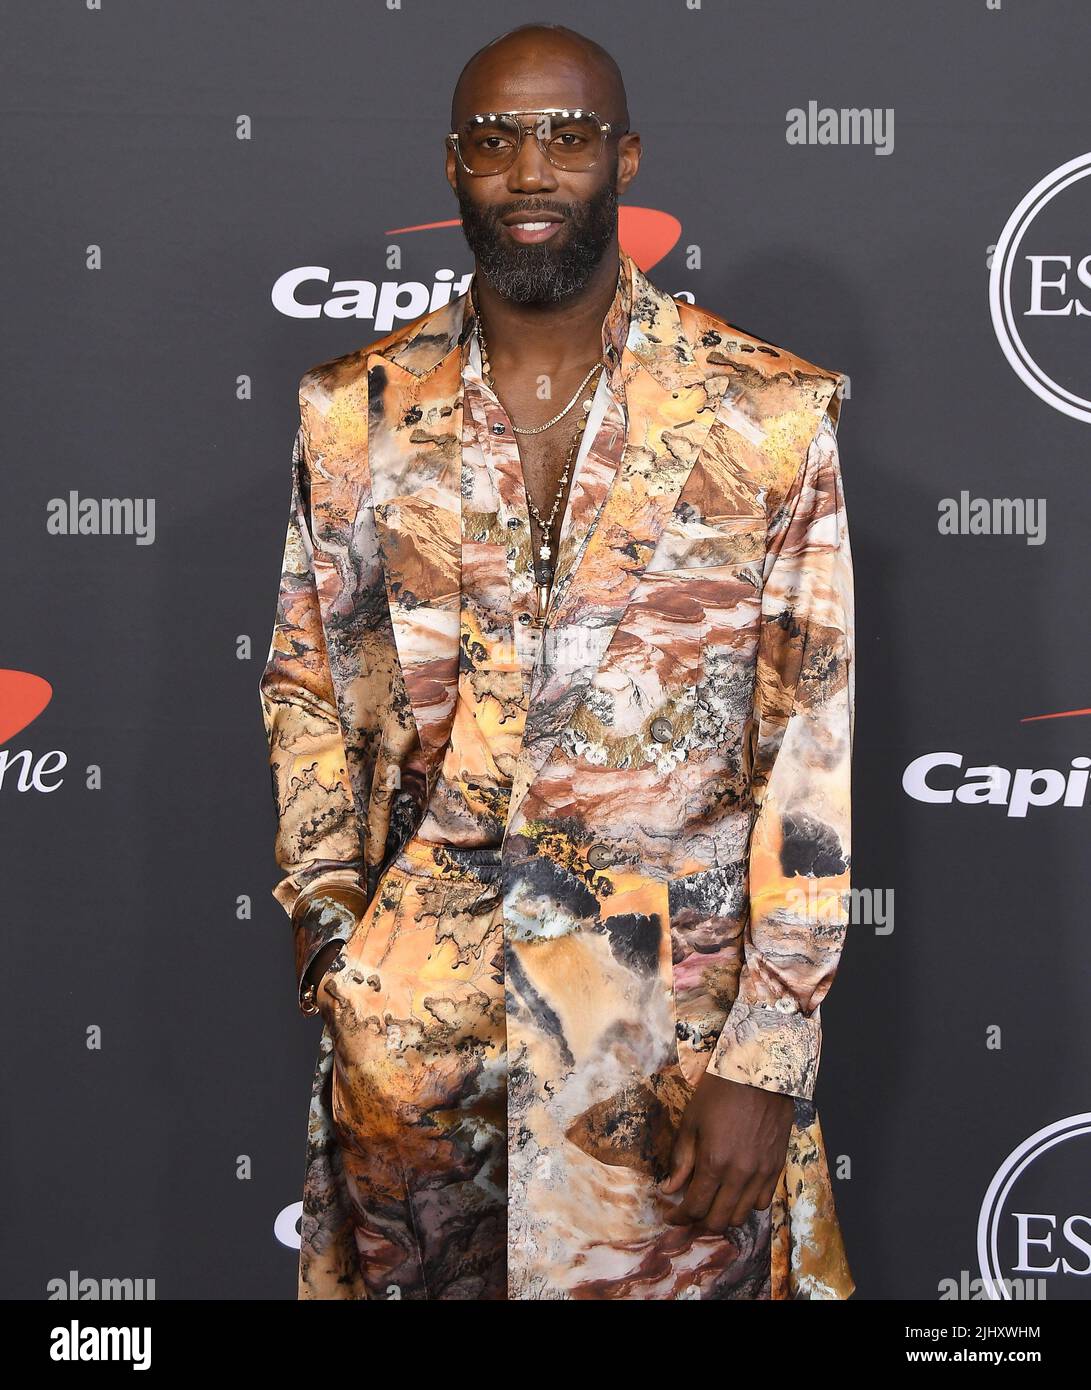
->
[447,108,625,176]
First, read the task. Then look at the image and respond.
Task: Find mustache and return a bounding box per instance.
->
[485,199,574,223]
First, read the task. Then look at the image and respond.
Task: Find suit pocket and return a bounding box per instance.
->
[332,865,412,980]
[646,513,765,572]
[319,867,411,1026]
[328,862,507,1153]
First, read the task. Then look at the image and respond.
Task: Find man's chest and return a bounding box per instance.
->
[463,372,596,597]
[513,430,572,512]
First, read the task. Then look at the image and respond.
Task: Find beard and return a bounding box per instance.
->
[455,163,619,305]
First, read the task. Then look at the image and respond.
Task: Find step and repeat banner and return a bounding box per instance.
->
[3,1,1088,1301]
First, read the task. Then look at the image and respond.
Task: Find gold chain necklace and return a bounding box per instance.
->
[475,302,603,436]
[475,311,604,620]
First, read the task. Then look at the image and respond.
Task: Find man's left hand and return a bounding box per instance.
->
[659,1071,795,1231]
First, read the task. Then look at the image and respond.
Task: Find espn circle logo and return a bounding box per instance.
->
[990,152,1091,423]
[978,1112,1091,1299]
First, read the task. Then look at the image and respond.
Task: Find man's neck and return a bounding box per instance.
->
[471,240,621,378]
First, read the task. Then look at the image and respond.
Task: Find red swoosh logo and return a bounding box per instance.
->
[0,670,53,743]
[386,205,683,273]
[1020,708,1091,722]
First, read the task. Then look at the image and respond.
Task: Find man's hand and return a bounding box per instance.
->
[304,939,346,1013]
[659,1071,795,1232]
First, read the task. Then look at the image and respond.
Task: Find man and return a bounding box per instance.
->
[260,22,855,1301]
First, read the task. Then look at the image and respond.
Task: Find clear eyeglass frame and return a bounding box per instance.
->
[446,107,621,176]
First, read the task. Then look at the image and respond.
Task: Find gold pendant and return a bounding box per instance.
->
[533,580,551,627]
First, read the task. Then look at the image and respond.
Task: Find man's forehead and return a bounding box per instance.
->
[452,54,615,123]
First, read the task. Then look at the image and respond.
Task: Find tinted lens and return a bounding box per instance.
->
[538,113,604,170]
[457,113,604,173]
[458,115,523,174]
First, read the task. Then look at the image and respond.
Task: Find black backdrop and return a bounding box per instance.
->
[3,0,1089,1301]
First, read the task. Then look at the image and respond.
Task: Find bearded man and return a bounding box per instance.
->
[260,21,856,1301]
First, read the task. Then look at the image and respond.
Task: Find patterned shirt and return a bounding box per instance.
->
[413,251,635,847]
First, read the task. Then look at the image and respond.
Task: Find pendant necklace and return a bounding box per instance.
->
[475,308,604,624]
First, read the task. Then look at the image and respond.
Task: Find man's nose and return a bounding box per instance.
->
[505,127,559,193]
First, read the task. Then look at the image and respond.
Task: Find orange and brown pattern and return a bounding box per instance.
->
[260,248,855,1300]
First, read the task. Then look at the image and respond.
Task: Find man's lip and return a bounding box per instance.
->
[504,220,564,245]
[500,211,565,226]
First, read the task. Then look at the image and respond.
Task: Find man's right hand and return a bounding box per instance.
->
[304,939,346,1010]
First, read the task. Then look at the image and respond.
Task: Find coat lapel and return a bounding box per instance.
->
[366,300,467,782]
[546,376,627,608]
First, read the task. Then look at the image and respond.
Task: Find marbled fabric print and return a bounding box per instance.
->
[261,248,855,1300]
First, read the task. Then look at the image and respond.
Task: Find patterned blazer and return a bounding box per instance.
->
[260,249,853,1106]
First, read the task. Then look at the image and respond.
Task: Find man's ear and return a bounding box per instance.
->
[616,133,642,194]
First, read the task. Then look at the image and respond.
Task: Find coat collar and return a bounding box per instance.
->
[382,247,704,395]
[365,250,721,806]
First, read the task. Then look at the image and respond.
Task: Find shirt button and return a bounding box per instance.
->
[587,843,614,869]
[650,717,674,744]
[491,422,506,435]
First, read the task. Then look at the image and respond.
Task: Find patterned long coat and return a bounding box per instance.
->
[260,250,856,1299]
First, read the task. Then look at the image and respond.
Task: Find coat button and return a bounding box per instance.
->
[650,717,674,744]
[587,843,614,869]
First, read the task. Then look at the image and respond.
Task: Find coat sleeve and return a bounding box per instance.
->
[703,396,854,1101]
[258,408,368,1012]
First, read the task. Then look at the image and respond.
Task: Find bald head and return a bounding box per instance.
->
[450,23,629,132]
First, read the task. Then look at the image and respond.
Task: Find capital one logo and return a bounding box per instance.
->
[902,751,1089,817]
[0,669,66,791]
[978,1114,1091,1299]
[990,152,1091,423]
[903,705,1091,817]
